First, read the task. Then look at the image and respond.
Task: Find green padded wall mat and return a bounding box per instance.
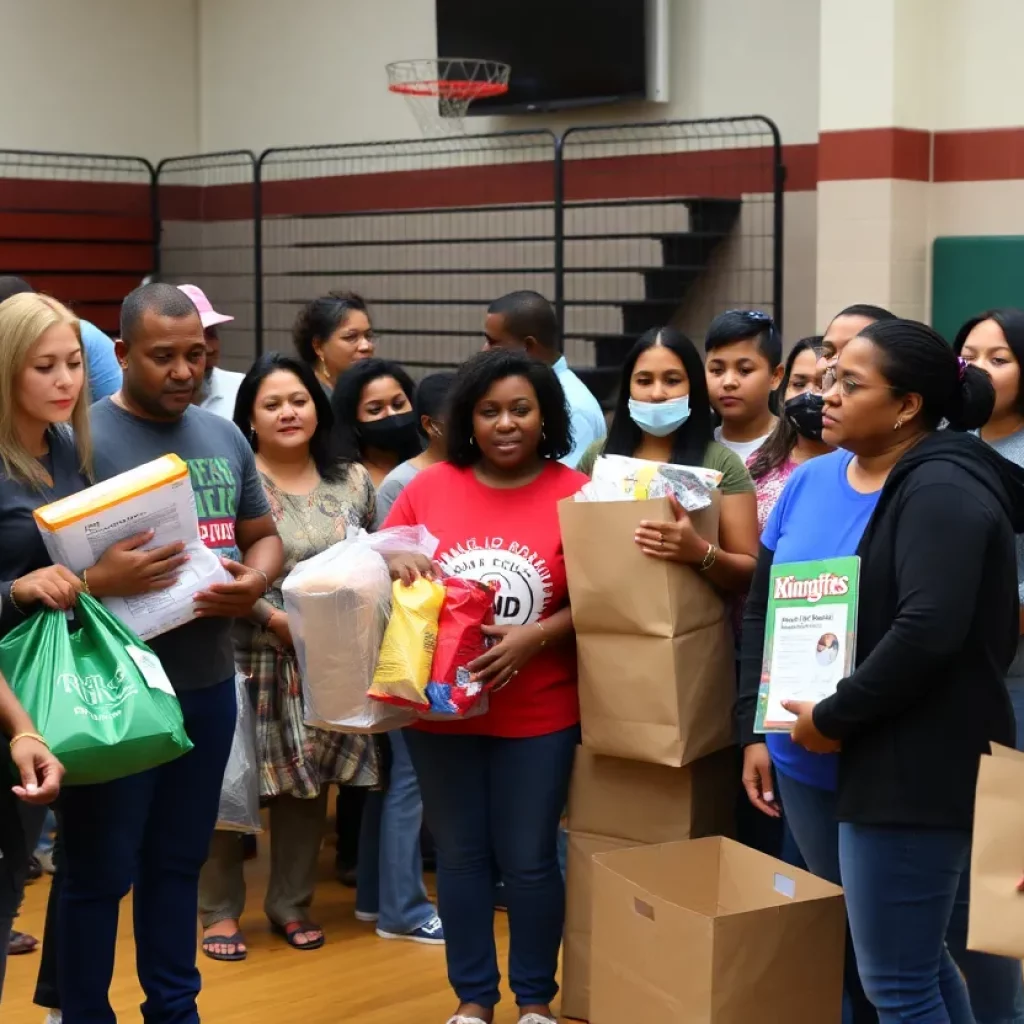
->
[933,236,1024,342]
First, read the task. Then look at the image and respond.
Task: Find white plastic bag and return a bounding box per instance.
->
[216,673,262,834]
[588,454,720,510]
[282,526,438,733]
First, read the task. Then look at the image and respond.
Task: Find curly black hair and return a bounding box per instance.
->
[292,292,369,367]
[446,349,573,467]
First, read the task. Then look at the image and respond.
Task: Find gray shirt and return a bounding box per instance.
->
[0,427,89,638]
[90,399,271,691]
[982,427,1024,677]
[374,460,421,529]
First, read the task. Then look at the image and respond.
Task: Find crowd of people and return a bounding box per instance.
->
[0,270,1021,1024]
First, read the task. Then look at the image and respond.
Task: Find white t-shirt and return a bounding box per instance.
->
[199,367,245,420]
[714,426,770,464]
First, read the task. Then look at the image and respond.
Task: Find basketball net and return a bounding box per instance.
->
[387,58,511,136]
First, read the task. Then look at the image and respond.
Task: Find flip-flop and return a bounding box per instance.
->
[201,931,247,962]
[271,920,325,951]
[8,930,38,955]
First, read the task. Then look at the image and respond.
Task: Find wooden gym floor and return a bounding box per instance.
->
[2,833,548,1023]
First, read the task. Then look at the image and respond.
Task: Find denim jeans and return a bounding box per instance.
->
[840,823,975,1024]
[356,729,435,935]
[58,677,236,1024]
[943,677,1024,1024]
[776,772,877,1024]
[405,725,578,1010]
[35,808,57,857]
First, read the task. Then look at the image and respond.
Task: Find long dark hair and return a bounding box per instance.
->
[330,357,418,461]
[953,308,1024,416]
[604,326,714,468]
[748,336,822,480]
[233,351,349,482]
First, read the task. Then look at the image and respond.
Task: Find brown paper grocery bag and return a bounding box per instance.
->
[968,743,1024,958]
[567,745,737,844]
[559,496,722,637]
[576,619,735,766]
[562,831,640,1022]
[590,838,845,1023]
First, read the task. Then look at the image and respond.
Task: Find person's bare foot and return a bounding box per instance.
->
[201,919,247,960]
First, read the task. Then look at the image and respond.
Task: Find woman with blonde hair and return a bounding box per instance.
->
[0,292,193,1021]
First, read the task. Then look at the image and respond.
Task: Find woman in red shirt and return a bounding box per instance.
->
[384,349,585,1024]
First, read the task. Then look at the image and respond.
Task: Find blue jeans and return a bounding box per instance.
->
[840,823,975,1024]
[943,678,1024,1024]
[356,730,435,934]
[405,725,578,1010]
[58,677,236,1024]
[36,809,56,857]
[776,772,877,1024]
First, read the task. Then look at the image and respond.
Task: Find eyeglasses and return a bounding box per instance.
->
[821,364,898,398]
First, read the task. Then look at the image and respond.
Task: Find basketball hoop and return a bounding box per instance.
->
[387,58,511,135]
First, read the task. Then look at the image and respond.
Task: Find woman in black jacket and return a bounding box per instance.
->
[753,319,1024,1022]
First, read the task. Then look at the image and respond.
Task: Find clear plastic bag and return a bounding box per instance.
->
[216,673,262,834]
[587,454,720,510]
[282,527,438,733]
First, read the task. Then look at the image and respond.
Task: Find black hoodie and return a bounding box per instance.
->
[810,431,1024,829]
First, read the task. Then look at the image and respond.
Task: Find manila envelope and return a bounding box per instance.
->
[576,619,736,767]
[567,745,737,844]
[562,831,640,1022]
[590,838,845,1024]
[559,495,723,638]
[969,742,1024,958]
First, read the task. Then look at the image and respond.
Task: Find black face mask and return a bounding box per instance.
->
[784,392,825,442]
[358,412,421,458]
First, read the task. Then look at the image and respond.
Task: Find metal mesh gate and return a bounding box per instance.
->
[0,150,155,336]
[257,131,558,375]
[559,116,783,400]
[155,151,261,372]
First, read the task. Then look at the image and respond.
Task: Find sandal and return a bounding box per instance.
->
[271,919,325,950]
[201,930,247,962]
[8,930,38,955]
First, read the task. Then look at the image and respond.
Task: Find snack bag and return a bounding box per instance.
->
[424,577,496,717]
[368,578,445,708]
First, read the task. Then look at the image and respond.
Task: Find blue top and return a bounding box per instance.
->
[553,356,607,469]
[80,319,122,400]
[761,449,882,790]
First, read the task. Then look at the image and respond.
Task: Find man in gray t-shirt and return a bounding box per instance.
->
[56,284,282,1022]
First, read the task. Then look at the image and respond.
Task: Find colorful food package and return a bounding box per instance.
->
[585,453,722,511]
[424,577,496,717]
[368,577,445,709]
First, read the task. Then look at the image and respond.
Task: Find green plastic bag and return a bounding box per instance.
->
[0,594,193,785]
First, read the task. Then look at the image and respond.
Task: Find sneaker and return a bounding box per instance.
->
[35,850,55,875]
[376,915,445,945]
[354,910,379,923]
[44,1013,62,1024]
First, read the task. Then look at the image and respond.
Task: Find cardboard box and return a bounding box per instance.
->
[567,745,737,845]
[560,496,735,767]
[34,454,229,640]
[562,831,639,1022]
[590,838,846,1024]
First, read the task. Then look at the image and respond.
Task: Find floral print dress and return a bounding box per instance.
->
[234,465,379,800]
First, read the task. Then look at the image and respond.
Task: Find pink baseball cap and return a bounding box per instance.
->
[176,284,234,330]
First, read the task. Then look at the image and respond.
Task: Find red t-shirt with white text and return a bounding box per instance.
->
[383,460,586,738]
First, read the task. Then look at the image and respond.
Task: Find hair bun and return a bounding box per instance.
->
[946,362,995,431]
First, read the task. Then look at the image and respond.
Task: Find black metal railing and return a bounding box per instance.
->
[0,149,155,336]
[154,151,261,371]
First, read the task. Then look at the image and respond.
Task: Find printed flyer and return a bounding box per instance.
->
[755,557,860,733]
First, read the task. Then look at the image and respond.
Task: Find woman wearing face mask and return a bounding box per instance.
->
[578,326,758,594]
[382,349,584,1024]
[198,353,379,961]
[331,358,421,488]
[743,319,1023,1023]
[292,292,375,397]
[353,371,458,947]
[944,308,1024,1024]
[747,337,832,531]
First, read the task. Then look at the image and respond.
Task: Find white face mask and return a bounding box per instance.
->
[627,395,691,437]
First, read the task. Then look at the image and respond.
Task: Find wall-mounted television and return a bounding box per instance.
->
[435,0,665,114]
